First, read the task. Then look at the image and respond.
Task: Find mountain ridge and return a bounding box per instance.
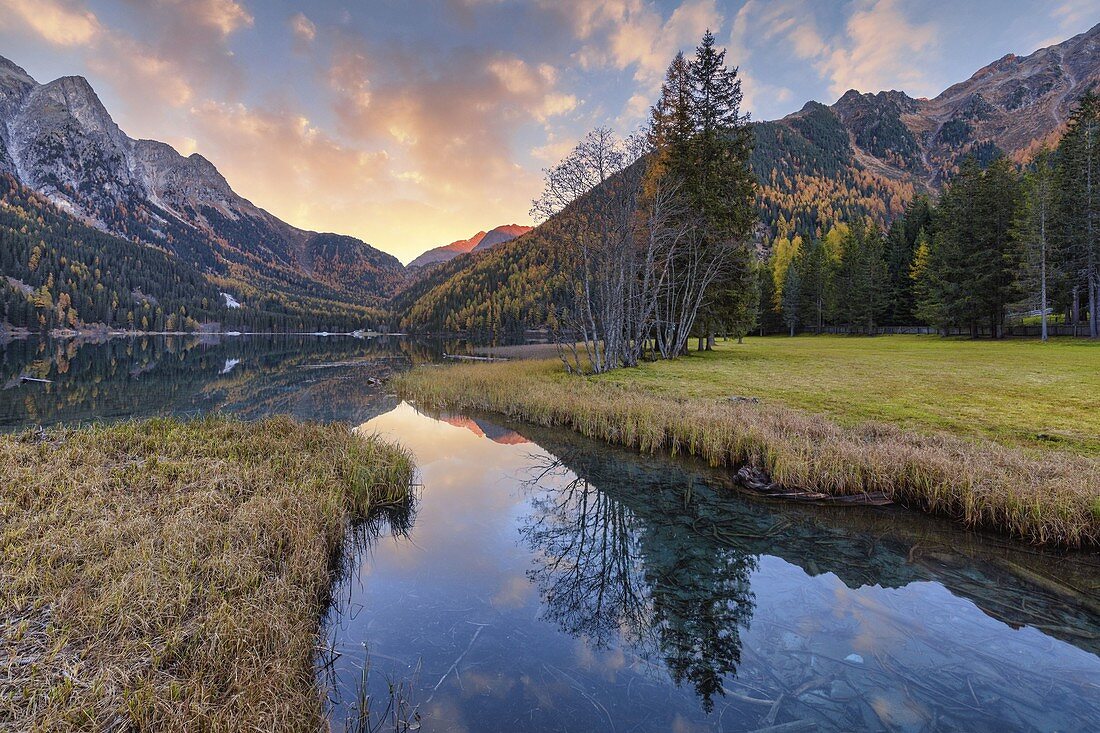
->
[398,22,1100,334]
[0,56,405,312]
[407,224,533,270]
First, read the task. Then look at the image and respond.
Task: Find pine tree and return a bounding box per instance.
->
[1013,151,1057,340]
[688,30,755,244]
[796,237,829,333]
[835,219,887,333]
[781,260,802,336]
[910,231,942,329]
[1055,91,1100,338]
[928,157,1022,337]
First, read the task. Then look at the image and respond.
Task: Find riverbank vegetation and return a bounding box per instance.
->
[0,416,414,731]
[396,337,1100,548]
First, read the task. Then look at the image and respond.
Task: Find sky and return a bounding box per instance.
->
[0,1,1096,263]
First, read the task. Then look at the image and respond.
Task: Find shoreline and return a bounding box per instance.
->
[1,328,401,342]
[0,416,415,730]
[394,356,1100,549]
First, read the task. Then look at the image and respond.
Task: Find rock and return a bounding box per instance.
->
[844,653,864,664]
[829,680,858,700]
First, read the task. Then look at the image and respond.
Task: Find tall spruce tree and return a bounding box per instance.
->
[835,219,888,333]
[1013,151,1058,340]
[796,237,829,333]
[647,31,756,355]
[687,30,757,346]
[883,194,932,325]
[1055,91,1100,338]
[781,260,802,336]
[929,157,1022,337]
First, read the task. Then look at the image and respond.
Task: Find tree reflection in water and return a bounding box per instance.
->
[521,452,757,712]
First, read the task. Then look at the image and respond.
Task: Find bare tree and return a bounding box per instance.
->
[532,129,656,373]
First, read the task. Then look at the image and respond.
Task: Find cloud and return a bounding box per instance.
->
[326,42,568,197]
[135,0,253,38]
[87,36,194,109]
[1051,0,1100,33]
[731,0,939,102]
[0,0,102,46]
[819,0,939,97]
[557,0,722,90]
[289,12,316,47]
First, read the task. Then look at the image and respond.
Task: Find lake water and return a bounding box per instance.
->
[2,335,1098,732]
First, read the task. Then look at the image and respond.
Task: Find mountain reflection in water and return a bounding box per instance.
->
[1,336,1096,731]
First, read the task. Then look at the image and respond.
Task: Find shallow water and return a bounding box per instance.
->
[2,335,1098,732]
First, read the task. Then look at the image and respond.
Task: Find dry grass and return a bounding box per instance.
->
[396,359,1100,548]
[0,416,414,732]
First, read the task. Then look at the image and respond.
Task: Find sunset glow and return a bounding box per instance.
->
[0,0,1094,262]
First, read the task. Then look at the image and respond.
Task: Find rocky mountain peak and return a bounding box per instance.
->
[0,55,35,87]
[0,52,407,306]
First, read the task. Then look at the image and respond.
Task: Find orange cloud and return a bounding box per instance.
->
[0,0,102,46]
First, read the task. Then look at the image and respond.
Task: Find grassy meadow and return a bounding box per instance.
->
[599,335,1100,456]
[0,416,414,732]
[398,335,1100,548]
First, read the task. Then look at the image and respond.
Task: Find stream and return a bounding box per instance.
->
[2,335,1097,732]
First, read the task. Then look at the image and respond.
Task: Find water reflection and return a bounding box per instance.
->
[522,457,756,712]
[324,404,1100,732]
[3,337,1097,731]
[517,426,1100,731]
[0,335,445,428]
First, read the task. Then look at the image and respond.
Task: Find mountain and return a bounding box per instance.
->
[399,22,1100,334]
[392,227,569,333]
[753,21,1100,241]
[0,175,387,333]
[471,224,532,252]
[407,224,532,270]
[407,230,488,270]
[0,55,404,322]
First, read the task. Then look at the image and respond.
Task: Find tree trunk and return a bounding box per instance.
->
[1090,275,1099,339]
[1040,259,1048,342]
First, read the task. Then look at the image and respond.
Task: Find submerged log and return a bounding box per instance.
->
[734,465,893,506]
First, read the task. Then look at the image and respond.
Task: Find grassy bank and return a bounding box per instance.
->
[395,338,1100,548]
[613,335,1100,454]
[1,416,414,731]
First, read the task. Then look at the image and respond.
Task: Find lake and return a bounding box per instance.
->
[2,335,1098,732]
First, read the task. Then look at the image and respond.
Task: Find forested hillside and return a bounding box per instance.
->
[751,101,916,242]
[398,23,1099,336]
[0,176,387,333]
[393,230,573,334]
[0,54,405,327]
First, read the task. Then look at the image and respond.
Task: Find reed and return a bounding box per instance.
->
[0,415,415,731]
[395,359,1100,548]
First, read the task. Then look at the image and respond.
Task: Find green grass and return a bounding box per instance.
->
[599,335,1100,456]
[395,337,1100,548]
[0,416,414,732]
